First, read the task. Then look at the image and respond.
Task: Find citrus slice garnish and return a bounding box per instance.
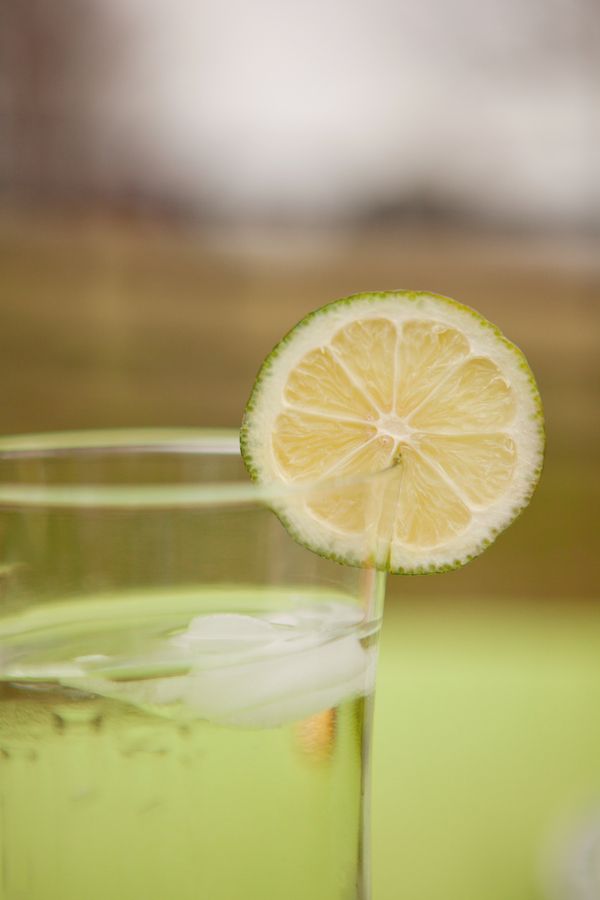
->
[241,291,544,574]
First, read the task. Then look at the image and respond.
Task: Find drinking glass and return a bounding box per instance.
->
[0,429,387,900]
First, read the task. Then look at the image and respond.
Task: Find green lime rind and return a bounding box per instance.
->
[240,290,545,575]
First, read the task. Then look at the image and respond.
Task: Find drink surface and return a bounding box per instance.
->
[0,587,378,900]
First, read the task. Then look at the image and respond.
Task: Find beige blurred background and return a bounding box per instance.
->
[0,3,599,898]
[1,0,598,601]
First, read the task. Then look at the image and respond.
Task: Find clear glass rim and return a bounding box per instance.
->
[0,428,392,509]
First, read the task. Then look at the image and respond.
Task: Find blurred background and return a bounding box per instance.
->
[0,1,599,898]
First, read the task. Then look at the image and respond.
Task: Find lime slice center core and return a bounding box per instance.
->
[378,417,413,441]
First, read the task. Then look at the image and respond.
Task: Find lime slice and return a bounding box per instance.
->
[241,291,544,574]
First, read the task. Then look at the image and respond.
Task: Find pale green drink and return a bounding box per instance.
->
[0,588,379,900]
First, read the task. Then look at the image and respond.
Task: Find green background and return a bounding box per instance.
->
[373,601,600,900]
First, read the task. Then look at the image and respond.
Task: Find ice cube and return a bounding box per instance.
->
[180,633,373,727]
[58,607,374,728]
[171,613,277,654]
